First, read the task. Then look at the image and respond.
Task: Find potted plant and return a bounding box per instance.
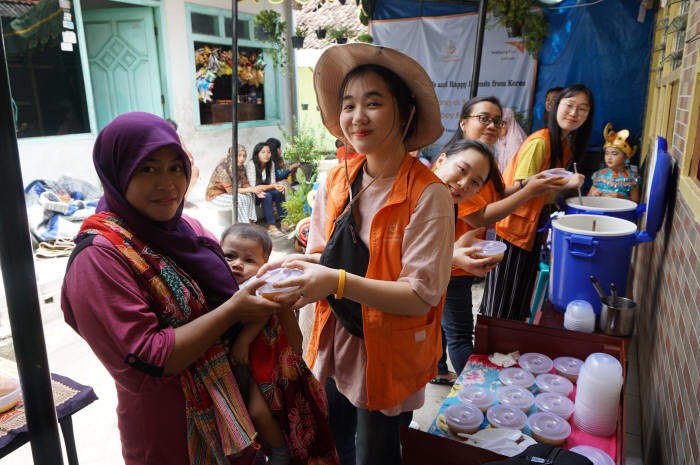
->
[329,26,349,44]
[279,117,324,182]
[254,10,288,69]
[488,0,548,57]
[315,26,327,39]
[281,169,317,228]
[292,26,306,49]
[356,33,373,43]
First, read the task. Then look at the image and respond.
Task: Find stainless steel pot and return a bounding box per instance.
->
[599,296,636,336]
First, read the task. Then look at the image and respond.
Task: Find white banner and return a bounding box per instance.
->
[371,13,536,153]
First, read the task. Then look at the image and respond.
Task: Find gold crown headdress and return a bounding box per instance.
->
[603,123,637,158]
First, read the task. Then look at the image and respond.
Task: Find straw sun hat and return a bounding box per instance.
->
[313,43,444,152]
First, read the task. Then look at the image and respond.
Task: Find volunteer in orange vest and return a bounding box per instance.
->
[257,44,454,465]
[430,96,565,379]
[480,84,595,321]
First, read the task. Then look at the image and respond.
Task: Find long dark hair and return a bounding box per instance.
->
[265,137,285,170]
[338,64,417,143]
[443,96,503,150]
[443,139,504,195]
[547,84,595,169]
[252,142,273,185]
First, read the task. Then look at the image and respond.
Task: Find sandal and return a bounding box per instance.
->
[429,372,458,386]
[268,227,285,238]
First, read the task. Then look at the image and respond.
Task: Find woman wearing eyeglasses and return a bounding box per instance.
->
[480,84,594,322]
[431,96,564,381]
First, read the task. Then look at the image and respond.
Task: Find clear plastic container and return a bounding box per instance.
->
[471,241,507,261]
[499,367,535,389]
[553,356,584,382]
[581,353,623,382]
[457,385,495,412]
[535,392,575,420]
[569,445,615,465]
[496,385,535,413]
[542,168,574,185]
[518,353,554,375]
[0,378,20,413]
[528,412,571,445]
[535,374,574,396]
[255,268,303,300]
[565,300,594,318]
[444,403,484,435]
[486,404,528,430]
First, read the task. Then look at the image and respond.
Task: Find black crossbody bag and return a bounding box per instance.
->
[319,167,368,339]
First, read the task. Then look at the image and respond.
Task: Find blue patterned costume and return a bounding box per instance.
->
[589,168,639,200]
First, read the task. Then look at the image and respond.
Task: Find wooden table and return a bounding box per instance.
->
[0,358,97,464]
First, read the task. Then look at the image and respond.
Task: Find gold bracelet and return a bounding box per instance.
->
[334,269,346,299]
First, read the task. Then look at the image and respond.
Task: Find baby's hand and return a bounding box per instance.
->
[231,340,250,365]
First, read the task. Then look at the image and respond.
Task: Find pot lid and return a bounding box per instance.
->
[641,137,672,239]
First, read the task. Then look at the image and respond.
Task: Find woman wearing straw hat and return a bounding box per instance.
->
[258,44,454,464]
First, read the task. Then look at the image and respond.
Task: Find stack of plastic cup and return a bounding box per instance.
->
[564,300,596,333]
[574,353,623,437]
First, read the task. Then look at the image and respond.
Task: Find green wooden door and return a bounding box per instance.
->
[83,8,163,130]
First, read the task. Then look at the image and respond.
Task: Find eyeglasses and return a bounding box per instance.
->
[561,102,590,115]
[467,114,506,128]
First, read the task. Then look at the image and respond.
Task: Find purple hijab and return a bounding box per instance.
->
[91,112,238,310]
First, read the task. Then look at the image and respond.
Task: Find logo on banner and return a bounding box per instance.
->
[506,41,526,54]
[440,40,460,63]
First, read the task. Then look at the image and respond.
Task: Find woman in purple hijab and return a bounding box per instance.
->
[60,112,298,465]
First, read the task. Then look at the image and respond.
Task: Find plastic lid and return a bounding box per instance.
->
[553,357,583,378]
[444,403,484,432]
[565,196,638,212]
[496,385,534,411]
[569,446,615,465]
[641,137,672,239]
[486,404,528,430]
[518,353,553,375]
[542,168,573,179]
[565,300,595,320]
[457,385,495,410]
[254,268,303,296]
[581,353,622,381]
[535,374,574,396]
[499,368,535,388]
[528,412,571,442]
[471,240,507,257]
[535,392,575,420]
[551,214,637,237]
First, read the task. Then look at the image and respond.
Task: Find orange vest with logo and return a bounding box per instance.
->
[496,129,571,251]
[305,155,446,411]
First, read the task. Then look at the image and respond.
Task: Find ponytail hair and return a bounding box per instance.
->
[442,96,503,151]
[443,139,504,195]
[548,84,595,169]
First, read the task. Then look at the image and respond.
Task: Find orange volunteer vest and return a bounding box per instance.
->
[496,129,571,251]
[305,155,447,411]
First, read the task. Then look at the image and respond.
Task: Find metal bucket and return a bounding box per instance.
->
[599,296,636,336]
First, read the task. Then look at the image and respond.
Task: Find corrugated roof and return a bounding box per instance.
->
[0,2,36,18]
[295,0,367,49]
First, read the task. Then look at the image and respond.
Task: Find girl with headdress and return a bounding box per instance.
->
[60,112,304,465]
[588,123,640,202]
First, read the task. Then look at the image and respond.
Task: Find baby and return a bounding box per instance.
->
[220,224,303,465]
[588,123,640,202]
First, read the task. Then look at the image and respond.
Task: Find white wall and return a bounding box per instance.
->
[17,0,295,202]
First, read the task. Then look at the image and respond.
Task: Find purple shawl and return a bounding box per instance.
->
[90,112,238,310]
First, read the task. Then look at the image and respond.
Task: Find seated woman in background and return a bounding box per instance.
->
[266,137,300,182]
[494,107,526,173]
[206,144,258,223]
[246,142,287,236]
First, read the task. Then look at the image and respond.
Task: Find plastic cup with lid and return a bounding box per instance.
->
[486,404,528,431]
[0,378,20,413]
[553,356,584,382]
[518,353,554,375]
[444,403,484,435]
[535,374,574,396]
[581,353,623,382]
[569,445,615,465]
[527,412,571,445]
[457,385,495,412]
[499,367,535,389]
[496,385,535,413]
[254,267,303,300]
[535,392,575,420]
[542,168,574,185]
[471,240,507,261]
